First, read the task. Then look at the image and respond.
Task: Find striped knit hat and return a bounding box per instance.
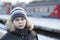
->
[10,7,27,22]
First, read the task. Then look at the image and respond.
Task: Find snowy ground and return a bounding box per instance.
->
[28,17,60,32]
[37,34,59,40]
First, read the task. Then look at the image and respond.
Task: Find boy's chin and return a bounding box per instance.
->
[18,27,24,29]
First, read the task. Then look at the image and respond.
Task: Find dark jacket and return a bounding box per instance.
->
[0,29,38,40]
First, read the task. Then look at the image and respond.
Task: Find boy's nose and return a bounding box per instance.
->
[19,21,22,24]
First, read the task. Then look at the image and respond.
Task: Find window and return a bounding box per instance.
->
[39,7,48,13]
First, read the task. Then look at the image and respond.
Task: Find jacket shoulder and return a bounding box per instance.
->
[0,32,13,40]
[29,30,38,40]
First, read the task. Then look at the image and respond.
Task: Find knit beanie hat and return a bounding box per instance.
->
[10,7,27,22]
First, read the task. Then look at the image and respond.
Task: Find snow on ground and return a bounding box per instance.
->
[37,34,59,40]
[28,17,60,31]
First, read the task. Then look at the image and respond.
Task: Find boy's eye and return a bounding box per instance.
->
[15,19,19,21]
[21,18,25,20]
[14,18,25,21]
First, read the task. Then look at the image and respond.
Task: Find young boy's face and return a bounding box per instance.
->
[13,17,26,29]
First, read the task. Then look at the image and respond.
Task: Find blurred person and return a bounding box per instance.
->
[0,7,38,40]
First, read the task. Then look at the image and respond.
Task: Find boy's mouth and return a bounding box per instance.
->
[19,25,23,27]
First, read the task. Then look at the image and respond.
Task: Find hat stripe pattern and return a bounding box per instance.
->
[10,7,27,17]
[10,7,27,22]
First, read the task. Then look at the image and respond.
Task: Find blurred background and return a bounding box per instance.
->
[0,0,60,40]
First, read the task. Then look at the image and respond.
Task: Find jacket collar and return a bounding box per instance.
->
[11,29,29,36]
